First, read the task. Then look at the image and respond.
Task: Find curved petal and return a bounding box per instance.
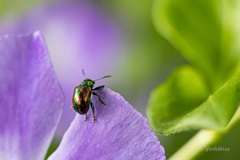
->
[0,32,64,160]
[49,88,165,160]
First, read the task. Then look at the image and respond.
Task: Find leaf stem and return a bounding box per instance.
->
[169,107,240,160]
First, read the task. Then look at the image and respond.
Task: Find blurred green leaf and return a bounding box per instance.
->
[152,0,240,91]
[0,0,48,21]
[147,66,240,135]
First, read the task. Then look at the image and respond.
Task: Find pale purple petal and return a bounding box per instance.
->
[49,88,165,160]
[0,32,64,160]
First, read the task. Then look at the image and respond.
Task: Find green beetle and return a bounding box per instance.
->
[71,69,111,122]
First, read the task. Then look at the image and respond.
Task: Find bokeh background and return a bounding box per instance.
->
[1,0,240,159]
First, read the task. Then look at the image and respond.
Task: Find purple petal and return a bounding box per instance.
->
[49,88,165,160]
[0,32,64,160]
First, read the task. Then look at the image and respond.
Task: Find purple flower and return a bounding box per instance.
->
[0,32,165,159]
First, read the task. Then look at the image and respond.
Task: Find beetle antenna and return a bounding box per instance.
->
[82,69,87,78]
[94,75,111,81]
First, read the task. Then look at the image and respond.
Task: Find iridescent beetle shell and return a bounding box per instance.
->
[71,70,111,122]
[72,79,95,114]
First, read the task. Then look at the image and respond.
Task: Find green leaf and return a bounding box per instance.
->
[152,0,240,91]
[147,66,240,135]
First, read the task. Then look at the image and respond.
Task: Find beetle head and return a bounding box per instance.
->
[81,79,95,88]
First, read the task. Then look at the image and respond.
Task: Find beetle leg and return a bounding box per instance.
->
[85,114,88,121]
[91,102,96,122]
[93,85,105,91]
[92,92,106,105]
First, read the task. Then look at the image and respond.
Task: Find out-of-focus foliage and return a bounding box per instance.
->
[98,0,185,115]
[148,0,240,159]
[152,0,240,91]
[148,66,240,134]
[148,0,240,134]
[0,0,45,20]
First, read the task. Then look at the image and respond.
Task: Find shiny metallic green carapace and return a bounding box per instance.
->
[72,79,95,115]
[71,70,111,122]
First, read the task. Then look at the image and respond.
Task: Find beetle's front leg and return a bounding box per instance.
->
[93,85,105,91]
[91,102,96,122]
[92,92,106,105]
